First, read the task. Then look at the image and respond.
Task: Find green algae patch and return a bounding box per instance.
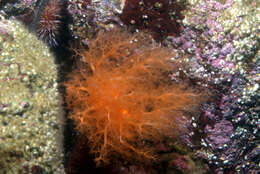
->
[0,17,65,174]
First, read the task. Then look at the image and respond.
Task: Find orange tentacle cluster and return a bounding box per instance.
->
[65,29,203,165]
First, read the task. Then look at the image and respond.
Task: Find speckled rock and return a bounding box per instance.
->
[67,0,126,45]
[172,0,260,173]
[0,17,65,174]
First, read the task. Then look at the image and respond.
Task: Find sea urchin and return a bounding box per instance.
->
[37,0,63,46]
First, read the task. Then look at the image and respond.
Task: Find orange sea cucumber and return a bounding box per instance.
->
[65,29,203,165]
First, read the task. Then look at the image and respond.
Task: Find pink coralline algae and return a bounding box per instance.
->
[22,0,34,6]
[171,155,191,172]
[166,0,259,173]
[204,120,234,149]
[169,27,236,71]
[168,0,243,72]
[112,165,154,174]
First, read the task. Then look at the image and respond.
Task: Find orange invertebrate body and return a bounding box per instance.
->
[65,29,202,165]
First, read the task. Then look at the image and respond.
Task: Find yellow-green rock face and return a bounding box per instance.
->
[0,18,64,174]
